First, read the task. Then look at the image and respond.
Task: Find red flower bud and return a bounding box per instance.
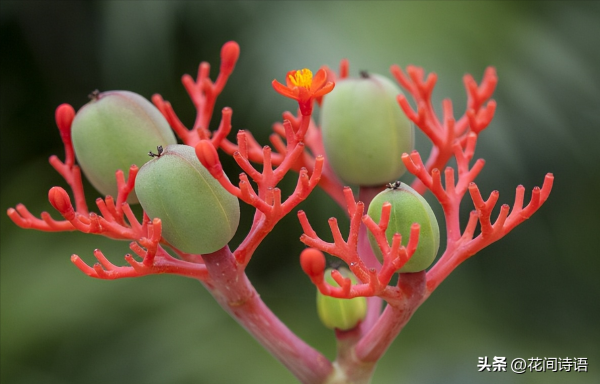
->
[195,140,223,179]
[220,41,240,77]
[55,103,75,139]
[48,187,74,218]
[300,248,326,278]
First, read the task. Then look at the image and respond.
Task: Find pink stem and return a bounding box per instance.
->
[355,271,426,362]
[356,186,386,326]
[330,185,388,367]
[202,246,332,384]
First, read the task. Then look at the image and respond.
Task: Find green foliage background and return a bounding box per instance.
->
[1,1,599,383]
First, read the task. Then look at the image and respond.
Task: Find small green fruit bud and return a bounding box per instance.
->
[317,268,367,331]
[135,144,240,254]
[367,182,440,272]
[71,90,177,202]
[320,72,414,186]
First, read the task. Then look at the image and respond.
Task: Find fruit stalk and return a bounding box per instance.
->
[201,246,334,384]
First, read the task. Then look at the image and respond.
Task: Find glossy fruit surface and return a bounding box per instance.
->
[367,182,440,272]
[135,144,240,254]
[317,268,367,331]
[320,73,413,186]
[72,90,177,202]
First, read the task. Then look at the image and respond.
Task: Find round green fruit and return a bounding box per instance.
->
[320,72,413,186]
[367,181,440,272]
[71,90,177,202]
[317,268,367,331]
[135,144,240,254]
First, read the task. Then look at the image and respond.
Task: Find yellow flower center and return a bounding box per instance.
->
[289,68,313,89]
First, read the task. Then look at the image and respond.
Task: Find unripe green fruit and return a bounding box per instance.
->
[71,90,177,203]
[317,268,367,331]
[320,72,414,186]
[367,182,440,272]
[135,144,240,254]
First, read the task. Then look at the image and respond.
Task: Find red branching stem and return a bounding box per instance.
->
[210,107,232,148]
[54,103,75,168]
[402,137,483,241]
[424,173,554,294]
[50,103,88,214]
[8,139,151,245]
[152,94,193,143]
[7,203,73,231]
[7,103,150,240]
[70,218,209,280]
[7,103,94,231]
[212,66,345,209]
[391,65,497,194]
[299,246,427,370]
[401,137,554,294]
[152,42,334,270]
[298,187,420,302]
[152,41,240,147]
[114,166,137,218]
[195,114,324,268]
[223,111,346,209]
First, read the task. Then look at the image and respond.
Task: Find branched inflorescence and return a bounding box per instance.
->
[290,62,553,373]
[297,62,554,307]
[6,41,331,281]
[392,65,497,194]
[6,41,553,384]
[299,187,420,302]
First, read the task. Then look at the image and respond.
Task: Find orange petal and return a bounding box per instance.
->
[313,81,335,98]
[272,80,298,99]
[311,68,328,91]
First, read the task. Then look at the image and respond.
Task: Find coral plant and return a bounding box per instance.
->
[6,41,553,384]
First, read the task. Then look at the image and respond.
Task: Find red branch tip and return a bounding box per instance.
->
[220,41,240,77]
[151,41,240,146]
[424,173,554,293]
[55,103,75,140]
[195,140,225,179]
[70,218,209,281]
[391,65,497,194]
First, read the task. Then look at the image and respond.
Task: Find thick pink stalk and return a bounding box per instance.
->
[355,272,426,362]
[201,246,333,384]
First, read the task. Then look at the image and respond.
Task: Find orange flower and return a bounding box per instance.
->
[272,68,334,115]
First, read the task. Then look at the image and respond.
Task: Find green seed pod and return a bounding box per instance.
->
[135,144,240,254]
[367,182,440,273]
[71,90,177,203]
[320,72,414,186]
[317,268,367,331]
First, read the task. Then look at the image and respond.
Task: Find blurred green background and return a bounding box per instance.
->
[1,1,599,383]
